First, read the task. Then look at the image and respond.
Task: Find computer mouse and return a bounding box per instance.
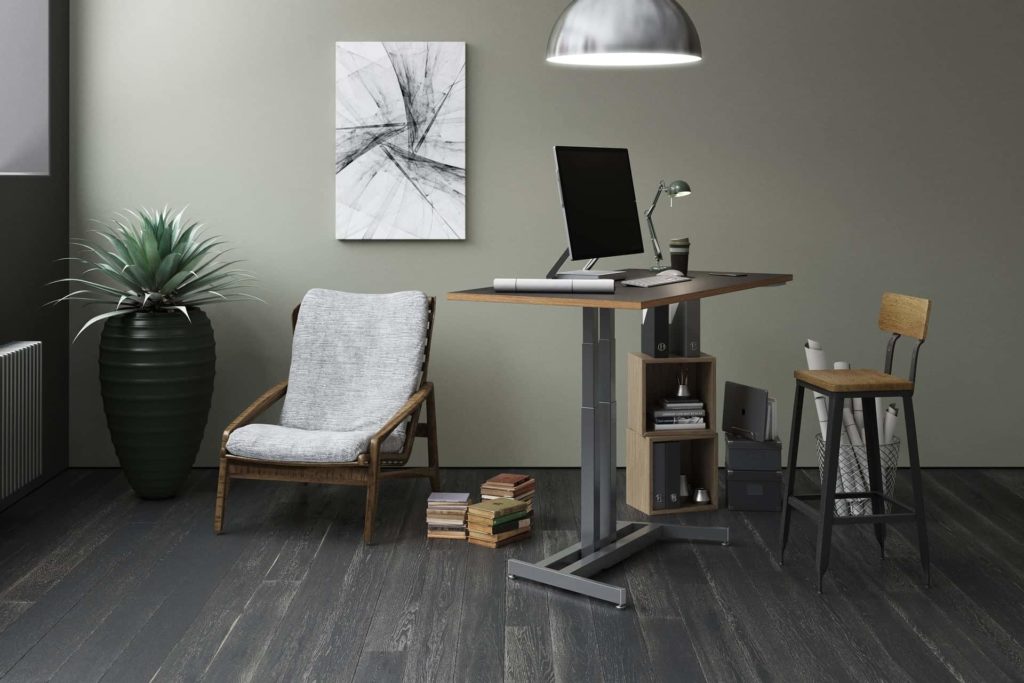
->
[662,269,685,277]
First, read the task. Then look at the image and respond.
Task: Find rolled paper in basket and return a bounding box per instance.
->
[883,404,899,445]
[806,341,848,514]
[833,361,859,446]
[875,398,886,445]
[805,340,832,440]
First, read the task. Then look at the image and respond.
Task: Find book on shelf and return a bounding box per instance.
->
[653,443,667,509]
[653,415,705,425]
[661,397,704,409]
[653,422,706,431]
[654,442,690,509]
[653,408,706,418]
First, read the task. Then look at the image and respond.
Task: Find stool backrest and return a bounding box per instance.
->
[879,292,931,383]
[878,292,931,341]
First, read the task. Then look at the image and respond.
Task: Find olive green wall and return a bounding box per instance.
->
[70,0,1024,467]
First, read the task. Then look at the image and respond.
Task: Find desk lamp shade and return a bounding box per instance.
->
[547,0,702,67]
[667,180,691,198]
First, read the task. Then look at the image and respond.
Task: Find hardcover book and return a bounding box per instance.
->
[467,498,529,519]
[427,492,471,505]
[468,530,532,548]
[484,473,532,487]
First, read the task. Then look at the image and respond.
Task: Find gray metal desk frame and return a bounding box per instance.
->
[449,270,792,608]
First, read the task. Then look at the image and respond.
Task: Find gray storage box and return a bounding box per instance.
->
[724,434,782,470]
[727,469,782,511]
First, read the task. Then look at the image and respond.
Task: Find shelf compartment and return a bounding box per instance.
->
[628,352,716,435]
[626,428,719,515]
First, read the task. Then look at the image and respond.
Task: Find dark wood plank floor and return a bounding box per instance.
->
[0,468,1023,682]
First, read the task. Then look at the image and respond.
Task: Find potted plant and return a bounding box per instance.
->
[52,208,257,498]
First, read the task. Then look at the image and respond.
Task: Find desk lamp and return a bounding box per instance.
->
[644,179,690,271]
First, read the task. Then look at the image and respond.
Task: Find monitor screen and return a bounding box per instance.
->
[554,146,645,261]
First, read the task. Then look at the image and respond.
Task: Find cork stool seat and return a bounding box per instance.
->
[779,293,932,592]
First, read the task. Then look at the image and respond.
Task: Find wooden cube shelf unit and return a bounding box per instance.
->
[627,431,719,514]
[626,352,719,515]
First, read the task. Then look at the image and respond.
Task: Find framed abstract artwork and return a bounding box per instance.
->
[335,42,466,240]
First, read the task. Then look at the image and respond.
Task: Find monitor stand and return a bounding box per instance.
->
[545,249,625,280]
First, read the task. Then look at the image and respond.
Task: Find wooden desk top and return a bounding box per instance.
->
[448,270,793,310]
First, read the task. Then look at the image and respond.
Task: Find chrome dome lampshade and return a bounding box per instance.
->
[546,0,702,67]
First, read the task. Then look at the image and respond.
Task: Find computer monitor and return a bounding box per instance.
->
[554,146,645,261]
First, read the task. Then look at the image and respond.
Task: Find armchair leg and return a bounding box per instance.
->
[364,472,380,544]
[426,388,441,492]
[214,454,230,534]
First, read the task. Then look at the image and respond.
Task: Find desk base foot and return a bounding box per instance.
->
[506,521,729,608]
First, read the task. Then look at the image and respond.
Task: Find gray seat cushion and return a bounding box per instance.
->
[226,424,405,463]
[228,288,428,464]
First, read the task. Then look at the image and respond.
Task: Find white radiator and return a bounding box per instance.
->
[0,341,43,500]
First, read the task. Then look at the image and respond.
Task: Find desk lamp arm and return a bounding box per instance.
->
[644,182,667,268]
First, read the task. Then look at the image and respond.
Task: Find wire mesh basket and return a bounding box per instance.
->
[816,434,900,516]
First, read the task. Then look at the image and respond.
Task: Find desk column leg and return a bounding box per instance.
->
[597,308,617,546]
[581,309,600,555]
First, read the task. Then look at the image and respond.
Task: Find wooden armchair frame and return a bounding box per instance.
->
[214,297,439,543]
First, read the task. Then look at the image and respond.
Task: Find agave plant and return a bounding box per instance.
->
[52,207,259,340]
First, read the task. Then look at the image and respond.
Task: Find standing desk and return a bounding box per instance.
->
[449,269,793,607]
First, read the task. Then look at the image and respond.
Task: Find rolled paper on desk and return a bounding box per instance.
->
[493,278,614,293]
[883,403,899,445]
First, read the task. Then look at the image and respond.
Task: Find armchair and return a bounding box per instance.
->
[214,289,439,543]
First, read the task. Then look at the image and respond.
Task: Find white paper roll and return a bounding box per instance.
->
[883,404,899,445]
[832,361,866,444]
[875,398,886,444]
[805,340,828,371]
[492,278,614,293]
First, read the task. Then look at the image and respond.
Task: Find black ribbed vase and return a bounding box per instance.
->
[99,309,215,499]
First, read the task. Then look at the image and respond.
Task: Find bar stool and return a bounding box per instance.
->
[778,292,932,592]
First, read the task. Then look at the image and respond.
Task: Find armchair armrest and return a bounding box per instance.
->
[221,380,289,447]
[368,382,433,455]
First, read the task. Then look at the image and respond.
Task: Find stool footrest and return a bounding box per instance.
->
[832,511,917,525]
[792,491,913,513]
[786,493,918,524]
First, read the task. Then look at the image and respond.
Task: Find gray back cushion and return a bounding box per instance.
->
[280,289,428,442]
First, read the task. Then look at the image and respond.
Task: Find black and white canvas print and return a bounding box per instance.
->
[335,42,466,240]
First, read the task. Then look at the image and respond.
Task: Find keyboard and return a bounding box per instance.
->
[621,273,692,288]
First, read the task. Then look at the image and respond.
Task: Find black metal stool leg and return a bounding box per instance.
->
[778,383,805,565]
[862,398,886,559]
[903,395,931,586]
[816,396,845,593]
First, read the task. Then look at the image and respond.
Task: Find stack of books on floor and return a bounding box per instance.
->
[652,395,706,431]
[467,497,532,548]
[480,472,535,502]
[426,492,471,540]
